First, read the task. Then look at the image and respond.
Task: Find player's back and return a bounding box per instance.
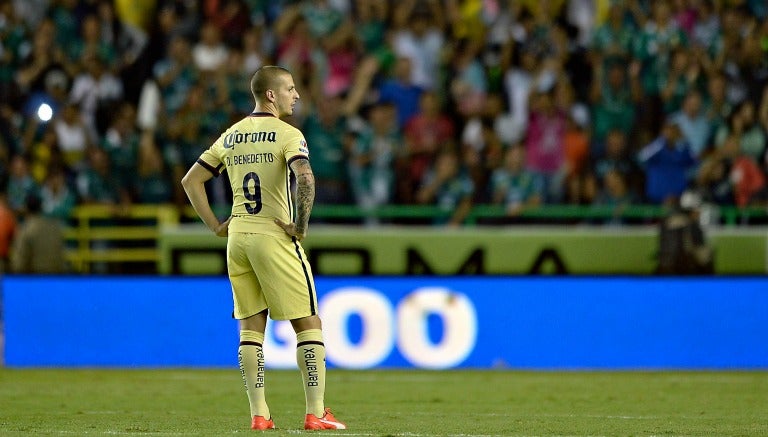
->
[200,113,308,237]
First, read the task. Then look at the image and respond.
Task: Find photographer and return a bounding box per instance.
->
[656,190,714,275]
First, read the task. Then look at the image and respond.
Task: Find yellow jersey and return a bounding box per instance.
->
[197,112,309,237]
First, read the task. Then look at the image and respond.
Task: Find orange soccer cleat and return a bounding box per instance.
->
[304,407,346,430]
[251,415,275,430]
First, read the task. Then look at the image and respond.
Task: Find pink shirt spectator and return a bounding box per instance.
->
[525,109,567,174]
[403,113,455,183]
[324,46,357,97]
[674,7,697,36]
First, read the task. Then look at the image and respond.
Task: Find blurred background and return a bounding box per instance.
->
[0,0,767,276]
[0,0,767,275]
[0,0,767,371]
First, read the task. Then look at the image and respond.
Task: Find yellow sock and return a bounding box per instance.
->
[296,329,326,417]
[238,330,269,419]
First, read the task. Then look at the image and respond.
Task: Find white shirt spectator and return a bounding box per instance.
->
[54,106,91,171]
[193,22,229,72]
[393,25,443,90]
[69,58,123,135]
[503,67,534,135]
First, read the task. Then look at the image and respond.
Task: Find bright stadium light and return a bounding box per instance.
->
[37,103,53,122]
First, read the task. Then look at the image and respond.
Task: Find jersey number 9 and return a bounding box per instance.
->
[243,172,262,214]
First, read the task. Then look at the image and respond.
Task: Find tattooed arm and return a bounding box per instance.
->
[275,157,315,240]
[291,157,315,236]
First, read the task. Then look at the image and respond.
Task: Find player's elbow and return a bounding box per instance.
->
[180,173,192,191]
[180,171,199,194]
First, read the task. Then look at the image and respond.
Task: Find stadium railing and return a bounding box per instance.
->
[64,204,181,273]
[62,203,768,273]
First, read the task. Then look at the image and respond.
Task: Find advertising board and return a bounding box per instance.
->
[4,276,767,369]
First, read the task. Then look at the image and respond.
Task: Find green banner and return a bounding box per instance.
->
[158,226,767,275]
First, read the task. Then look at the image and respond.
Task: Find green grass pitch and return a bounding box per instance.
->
[1,368,766,436]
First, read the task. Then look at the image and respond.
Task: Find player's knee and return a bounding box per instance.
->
[240,309,268,331]
[290,314,322,333]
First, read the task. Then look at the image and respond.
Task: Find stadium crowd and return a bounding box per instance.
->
[0,0,767,229]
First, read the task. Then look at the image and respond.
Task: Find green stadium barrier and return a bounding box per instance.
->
[63,203,768,274]
[159,225,768,275]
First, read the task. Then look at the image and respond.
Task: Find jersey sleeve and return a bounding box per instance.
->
[196,135,226,177]
[284,129,309,167]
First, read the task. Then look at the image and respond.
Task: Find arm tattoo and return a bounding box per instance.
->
[290,158,315,233]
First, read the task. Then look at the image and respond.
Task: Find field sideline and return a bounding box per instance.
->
[0,368,766,436]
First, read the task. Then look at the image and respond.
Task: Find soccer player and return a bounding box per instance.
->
[181,65,346,431]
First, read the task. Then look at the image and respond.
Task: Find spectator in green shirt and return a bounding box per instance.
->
[590,2,635,67]
[76,146,126,206]
[416,149,475,227]
[348,101,400,220]
[632,1,688,97]
[301,95,351,204]
[134,132,173,204]
[632,1,688,139]
[39,168,76,223]
[490,144,542,217]
[658,47,705,115]
[589,58,642,153]
[714,100,766,162]
[101,102,139,194]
